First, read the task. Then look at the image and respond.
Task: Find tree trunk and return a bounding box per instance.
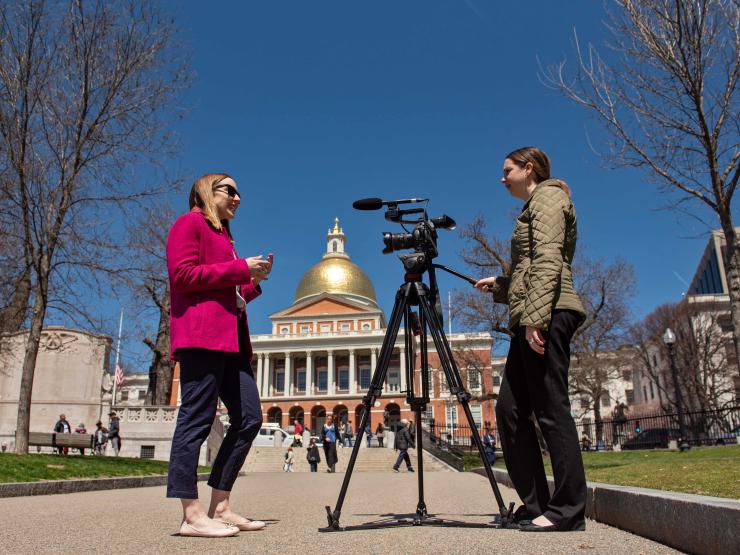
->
[0,266,32,333]
[14,281,47,454]
[594,402,603,443]
[719,221,740,398]
[146,283,173,405]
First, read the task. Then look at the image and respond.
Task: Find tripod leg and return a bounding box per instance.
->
[415,285,516,526]
[324,283,412,530]
[413,405,427,524]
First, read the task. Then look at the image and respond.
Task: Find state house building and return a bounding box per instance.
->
[172,219,495,433]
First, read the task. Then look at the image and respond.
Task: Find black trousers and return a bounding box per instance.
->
[167,343,262,498]
[496,310,586,531]
[323,441,337,471]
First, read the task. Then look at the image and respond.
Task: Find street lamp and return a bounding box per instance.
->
[662,328,690,452]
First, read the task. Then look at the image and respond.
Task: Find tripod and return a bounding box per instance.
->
[323,266,515,530]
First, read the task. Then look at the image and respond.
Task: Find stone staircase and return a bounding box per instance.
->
[243,445,453,473]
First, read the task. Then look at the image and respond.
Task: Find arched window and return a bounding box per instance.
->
[332,241,337,252]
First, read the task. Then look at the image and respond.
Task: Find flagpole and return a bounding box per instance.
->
[112,308,124,408]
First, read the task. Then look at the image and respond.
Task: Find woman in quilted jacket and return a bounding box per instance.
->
[475,147,587,532]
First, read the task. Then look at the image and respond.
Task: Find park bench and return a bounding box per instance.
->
[28,431,94,450]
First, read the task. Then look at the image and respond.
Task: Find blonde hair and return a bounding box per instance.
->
[506,146,571,197]
[188,173,233,230]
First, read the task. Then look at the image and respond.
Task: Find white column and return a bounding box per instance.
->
[399,346,407,394]
[284,353,293,397]
[349,349,357,395]
[327,350,335,395]
[265,354,272,398]
[305,351,313,396]
[256,354,264,396]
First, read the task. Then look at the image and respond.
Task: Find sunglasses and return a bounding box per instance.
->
[214,184,240,198]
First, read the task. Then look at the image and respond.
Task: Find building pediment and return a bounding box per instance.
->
[271,293,379,320]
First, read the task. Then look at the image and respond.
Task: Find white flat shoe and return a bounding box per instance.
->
[215,516,266,531]
[179,521,239,538]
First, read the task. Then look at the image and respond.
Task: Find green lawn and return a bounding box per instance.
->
[0,453,210,483]
[466,445,740,499]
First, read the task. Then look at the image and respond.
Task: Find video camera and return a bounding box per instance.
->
[352,197,456,275]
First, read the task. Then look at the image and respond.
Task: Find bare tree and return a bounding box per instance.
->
[118,202,178,405]
[542,0,740,379]
[569,259,636,439]
[0,0,187,453]
[631,300,737,415]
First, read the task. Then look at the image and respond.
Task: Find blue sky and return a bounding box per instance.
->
[112,1,730,369]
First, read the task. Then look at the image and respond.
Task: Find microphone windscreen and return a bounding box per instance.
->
[352,197,384,210]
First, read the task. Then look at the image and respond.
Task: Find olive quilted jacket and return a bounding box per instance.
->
[490,179,585,330]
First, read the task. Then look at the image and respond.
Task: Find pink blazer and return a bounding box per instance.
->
[167,208,261,361]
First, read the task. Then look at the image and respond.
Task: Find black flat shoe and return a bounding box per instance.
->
[519,523,559,532]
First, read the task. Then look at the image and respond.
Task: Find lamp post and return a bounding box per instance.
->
[662,328,690,452]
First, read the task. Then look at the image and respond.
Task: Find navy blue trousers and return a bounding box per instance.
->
[496,310,586,531]
[167,347,262,499]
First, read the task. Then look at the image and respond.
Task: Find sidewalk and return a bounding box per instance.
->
[1,471,680,554]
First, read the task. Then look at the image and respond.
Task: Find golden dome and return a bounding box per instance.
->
[294,256,378,305]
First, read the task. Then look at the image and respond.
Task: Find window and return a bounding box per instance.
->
[652,355,658,368]
[625,389,635,404]
[643,385,648,401]
[296,370,306,392]
[600,392,610,408]
[493,375,501,387]
[318,369,328,392]
[425,405,434,423]
[280,327,289,335]
[332,241,337,252]
[469,405,483,428]
[468,370,480,390]
[338,367,349,390]
[275,371,285,393]
[140,445,155,459]
[320,324,330,333]
[120,391,129,401]
[300,325,310,334]
[387,370,400,391]
[340,323,351,332]
[360,367,371,389]
[426,370,433,394]
[580,397,589,409]
[622,370,632,382]
[361,323,371,330]
[649,381,655,400]
[445,405,458,428]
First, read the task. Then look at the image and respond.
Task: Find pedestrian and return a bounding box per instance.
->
[345,420,354,447]
[364,423,373,448]
[392,419,414,473]
[107,412,121,457]
[338,420,347,448]
[306,438,321,472]
[483,427,496,465]
[321,414,339,472]
[53,414,71,455]
[475,147,587,532]
[74,422,87,456]
[283,447,294,472]
[93,421,108,456]
[375,422,385,448]
[166,173,274,538]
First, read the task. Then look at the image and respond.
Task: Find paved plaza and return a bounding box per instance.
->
[1,471,682,554]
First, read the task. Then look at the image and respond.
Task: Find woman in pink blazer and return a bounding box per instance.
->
[166,173,273,538]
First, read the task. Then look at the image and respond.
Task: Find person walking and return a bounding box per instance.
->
[306,438,321,472]
[283,447,294,472]
[482,427,496,466]
[321,415,339,473]
[166,173,273,538]
[364,423,373,448]
[375,422,385,448]
[475,147,587,532]
[107,412,121,456]
[392,419,414,473]
[53,414,71,455]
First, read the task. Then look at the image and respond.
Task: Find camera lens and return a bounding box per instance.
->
[382,232,415,254]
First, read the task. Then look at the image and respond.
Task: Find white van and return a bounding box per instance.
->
[253,423,293,447]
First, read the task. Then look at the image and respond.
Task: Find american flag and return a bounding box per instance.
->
[114,363,125,386]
